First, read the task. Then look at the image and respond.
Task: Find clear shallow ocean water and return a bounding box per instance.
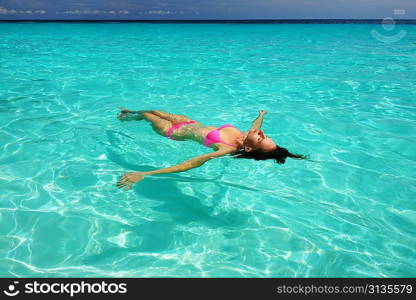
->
[0,22,415,277]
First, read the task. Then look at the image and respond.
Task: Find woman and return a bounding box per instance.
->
[116,108,306,190]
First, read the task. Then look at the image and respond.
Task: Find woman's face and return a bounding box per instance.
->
[243,129,277,152]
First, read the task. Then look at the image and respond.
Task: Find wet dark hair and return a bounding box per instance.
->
[231,145,308,164]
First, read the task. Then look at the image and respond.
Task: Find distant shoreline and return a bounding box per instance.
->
[0,19,415,24]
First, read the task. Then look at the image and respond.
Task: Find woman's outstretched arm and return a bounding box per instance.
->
[249,110,267,130]
[116,149,232,191]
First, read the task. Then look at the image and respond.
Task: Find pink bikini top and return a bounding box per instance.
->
[204,125,240,149]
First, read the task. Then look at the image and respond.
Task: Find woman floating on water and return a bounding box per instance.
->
[116,108,307,190]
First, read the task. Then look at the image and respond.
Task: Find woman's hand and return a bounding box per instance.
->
[259,110,267,115]
[116,172,145,191]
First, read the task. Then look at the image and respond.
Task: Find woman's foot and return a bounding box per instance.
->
[117,107,145,121]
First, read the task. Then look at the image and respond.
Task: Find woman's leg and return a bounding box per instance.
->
[117,108,193,136]
[118,107,151,121]
[151,110,193,124]
[140,112,172,137]
[118,108,192,125]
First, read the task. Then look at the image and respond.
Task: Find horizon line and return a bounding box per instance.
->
[1,18,415,23]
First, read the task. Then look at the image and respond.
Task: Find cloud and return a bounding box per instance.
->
[0,7,46,14]
[0,0,414,19]
[148,10,170,15]
[137,10,185,15]
[61,9,129,15]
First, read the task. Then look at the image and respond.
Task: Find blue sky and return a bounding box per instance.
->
[0,0,415,20]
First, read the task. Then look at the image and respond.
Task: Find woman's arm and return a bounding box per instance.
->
[116,149,231,191]
[249,110,267,130]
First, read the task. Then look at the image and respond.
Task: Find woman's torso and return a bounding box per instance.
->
[169,121,245,151]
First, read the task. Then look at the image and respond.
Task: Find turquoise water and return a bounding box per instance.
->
[0,22,415,277]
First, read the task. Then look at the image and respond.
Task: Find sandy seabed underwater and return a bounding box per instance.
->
[0,22,415,277]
